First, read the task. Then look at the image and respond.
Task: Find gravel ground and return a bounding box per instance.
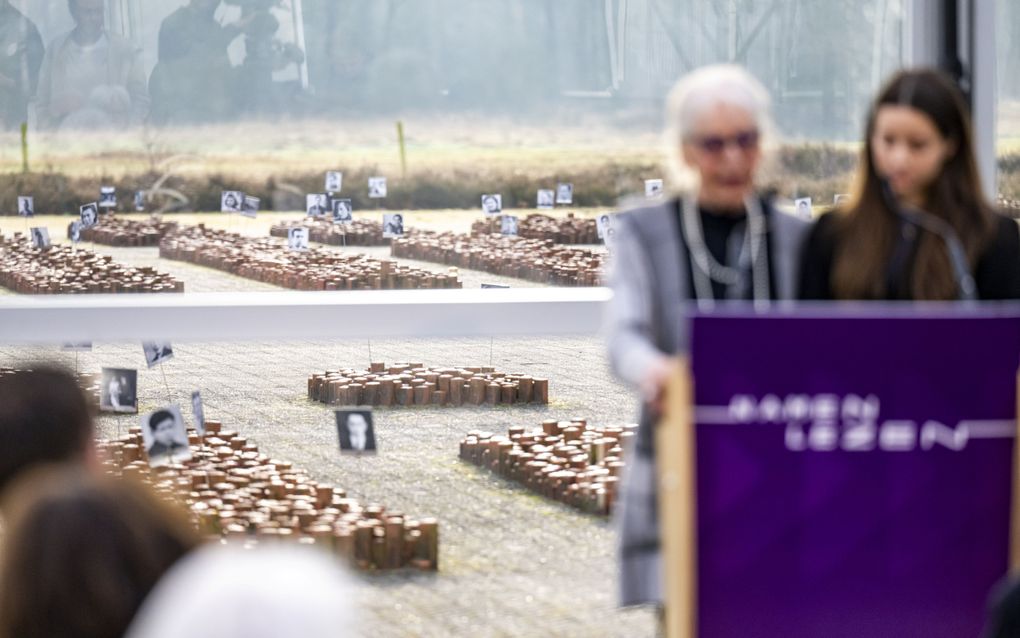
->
[0,219,657,638]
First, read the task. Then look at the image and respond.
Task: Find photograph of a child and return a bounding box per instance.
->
[100,367,138,414]
[141,406,191,466]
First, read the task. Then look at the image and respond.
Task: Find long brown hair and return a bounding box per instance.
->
[0,468,200,638]
[831,69,996,300]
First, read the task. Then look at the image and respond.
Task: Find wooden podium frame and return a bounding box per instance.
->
[655,364,1020,638]
[656,361,696,638]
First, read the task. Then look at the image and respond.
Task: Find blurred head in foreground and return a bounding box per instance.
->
[0,366,96,507]
[0,468,200,638]
[125,544,356,638]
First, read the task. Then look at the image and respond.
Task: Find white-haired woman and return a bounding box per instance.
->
[606,64,810,609]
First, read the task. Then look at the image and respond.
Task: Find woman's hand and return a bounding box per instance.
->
[640,356,681,420]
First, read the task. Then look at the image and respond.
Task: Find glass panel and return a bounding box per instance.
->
[0,335,648,634]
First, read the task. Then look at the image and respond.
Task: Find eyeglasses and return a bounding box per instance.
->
[688,130,760,154]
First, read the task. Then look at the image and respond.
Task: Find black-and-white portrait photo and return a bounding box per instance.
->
[537,189,554,209]
[141,406,191,466]
[336,410,377,454]
[795,197,813,220]
[31,227,50,249]
[142,342,174,368]
[134,190,146,212]
[604,226,618,249]
[221,191,243,213]
[383,213,404,238]
[596,213,614,240]
[288,227,310,251]
[241,195,260,219]
[99,186,117,209]
[501,215,519,236]
[645,179,664,198]
[17,196,33,217]
[191,390,206,437]
[482,194,502,216]
[369,177,388,199]
[332,199,353,223]
[100,367,138,414]
[306,193,328,217]
[69,221,82,243]
[325,171,343,193]
[80,203,99,229]
[556,183,574,205]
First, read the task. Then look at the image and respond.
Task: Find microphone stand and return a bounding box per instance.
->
[879,180,977,302]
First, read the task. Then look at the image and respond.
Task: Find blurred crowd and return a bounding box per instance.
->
[0,0,304,131]
[0,367,354,638]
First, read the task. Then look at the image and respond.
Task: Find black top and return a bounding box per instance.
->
[799,211,1020,301]
[675,199,778,301]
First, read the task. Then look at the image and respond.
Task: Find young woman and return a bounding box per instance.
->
[800,69,1020,301]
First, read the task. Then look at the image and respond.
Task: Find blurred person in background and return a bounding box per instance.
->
[606,64,809,610]
[32,0,149,130]
[0,468,200,638]
[149,0,253,125]
[125,544,355,638]
[0,0,44,129]
[231,0,305,116]
[799,69,1020,301]
[0,366,96,510]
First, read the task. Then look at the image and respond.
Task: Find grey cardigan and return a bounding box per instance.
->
[605,198,809,607]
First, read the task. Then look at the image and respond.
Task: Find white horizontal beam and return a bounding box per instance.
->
[0,289,613,344]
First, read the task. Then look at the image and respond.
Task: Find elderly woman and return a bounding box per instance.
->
[606,64,810,609]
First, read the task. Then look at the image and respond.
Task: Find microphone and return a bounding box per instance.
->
[878,179,977,302]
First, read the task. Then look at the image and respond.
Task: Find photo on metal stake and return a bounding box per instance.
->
[17,196,33,217]
[336,409,377,454]
[555,183,573,205]
[221,191,243,213]
[325,171,343,193]
[288,226,310,251]
[482,194,502,216]
[140,405,191,467]
[80,203,99,229]
[69,220,82,243]
[99,186,117,209]
[30,227,50,249]
[383,213,404,238]
[645,179,664,198]
[142,342,174,369]
[596,213,614,240]
[241,195,260,219]
[537,189,554,209]
[191,390,206,438]
[306,193,328,217]
[368,177,388,199]
[501,215,518,236]
[134,190,146,212]
[332,198,353,223]
[795,197,813,220]
[100,367,138,415]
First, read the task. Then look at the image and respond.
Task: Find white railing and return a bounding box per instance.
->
[0,289,613,344]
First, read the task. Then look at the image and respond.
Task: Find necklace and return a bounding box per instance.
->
[681,193,771,311]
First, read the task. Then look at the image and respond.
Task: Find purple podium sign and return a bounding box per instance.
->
[689,310,1020,637]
